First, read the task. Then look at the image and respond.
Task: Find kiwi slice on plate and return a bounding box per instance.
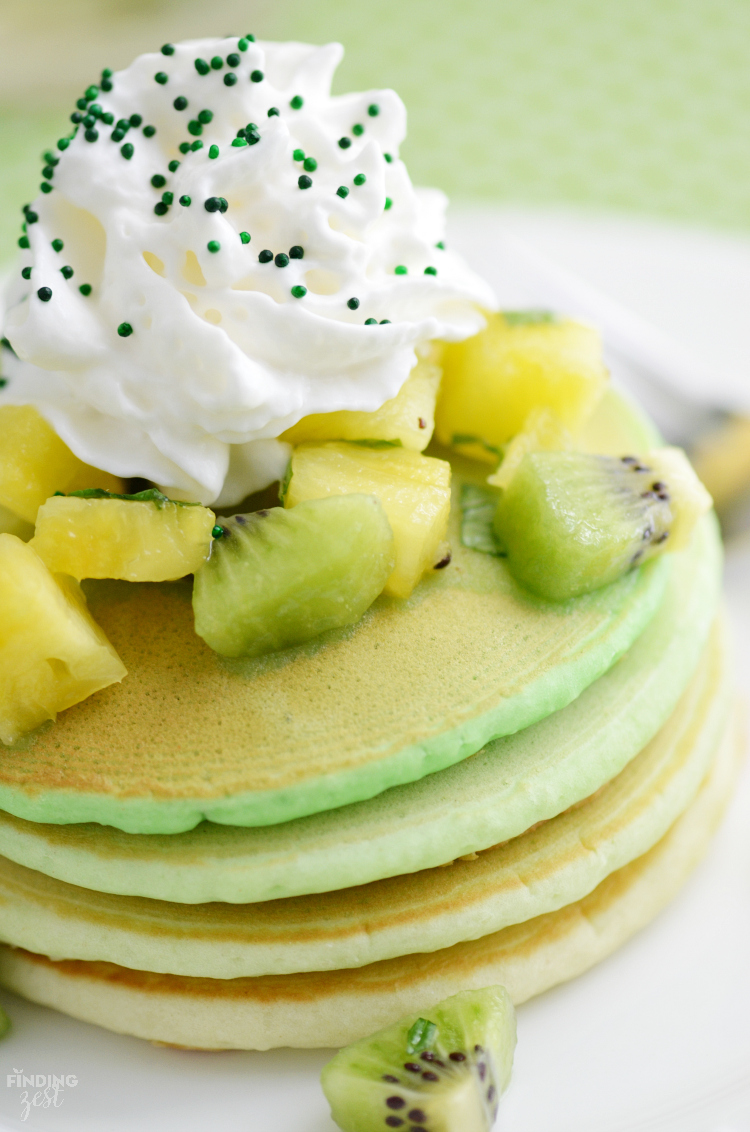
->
[193,494,394,657]
[321,986,515,1132]
[494,447,712,601]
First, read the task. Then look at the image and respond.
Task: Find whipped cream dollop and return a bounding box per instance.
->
[1,37,495,504]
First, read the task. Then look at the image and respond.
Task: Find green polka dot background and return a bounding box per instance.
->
[2,0,750,263]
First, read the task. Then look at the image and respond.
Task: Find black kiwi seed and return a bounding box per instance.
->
[478,1062,487,1080]
[621,456,637,464]
[404,1062,421,1073]
[408,1110,427,1123]
[657,492,670,501]
[434,553,451,569]
[449,1051,466,1061]
[420,1051,435,1061]
[651,481,666,491]
[409,1127,428,1132]
[421,1071,439,1081]
[386,1097,406,1109]
[474,1044,484,1053]
[487,1085,496,1102]
[654,531,670,544]
[382,1074,399,1083]
[385,1119,404,1129]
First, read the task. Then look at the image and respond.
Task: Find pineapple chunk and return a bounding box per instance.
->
[285,443,451,598]
[435,312,607,462]
[0,405,125,523]
[0,534,127,745]
[31,492,216,582]
[281,352,441,452]
[488,407,573,489]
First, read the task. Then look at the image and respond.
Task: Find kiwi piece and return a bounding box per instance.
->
[494,447,711,601]
[192,495,394,657]
[460,484,504,556]
[321,987,515,1132]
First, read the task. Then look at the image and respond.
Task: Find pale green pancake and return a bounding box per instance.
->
[0,707,739,1051]
[0,510,721,904]
[0,618,729,979]
[0,392,665,835]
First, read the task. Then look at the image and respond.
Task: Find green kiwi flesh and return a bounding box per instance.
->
[494,450,706,600]
[193,496,394,657]
[321,987,516,1132]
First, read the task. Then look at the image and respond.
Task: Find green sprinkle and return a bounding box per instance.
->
[210,56,223,70]
[111,129,125,142]
[298,174,312,189]
[231,137,248,147]
[352,123,364,136]
[251,69,264,83]
[289,245,304,259]
[58,138,71,151]
[436,241,445,249]
[290,94,304,109]
[336,185,349,198]
[364,317,377,324]
[368,103,380,117]
[209,144,219,159]
[154,202,169,216]
[18,236,29,249]
[238,38,249,51]
[162,43,175,56]
[406,1018,438,1055]
[293,148,305,161]
[188,120,203,136]
[173,96,188,111]
[338,136,352,149]
[227,53,241,67]
[291,285,307,298]
[41,182,53,193]
[268,106,280,116]
[101,112,114,125]
[79,283,92,296]
[384,152,393,163]
[84,128,99,143]
[353,173,366,185]
[151,174,166,188]
[191,140,203,151]
[245,34,256,41]
[168,159,180,172]
[130,115,143,127]
[37,287,52,302]
[121,143,134,159]
[303,156,317,172]
[179,142,191,154]
[198,109,214,124]
[117,322,133,337]
[424,266,437,275]
[240,231,251,244]
[61,265,74,279]
[21,266,31,280]
[155,72,169,85]
[143,128,158,140]
[179,195,192,206]
[211,524,224,539]
[51,238,64,252]
[195,58,210,76]
[207,240,221,253]
[85,85,99,100]
[102,68,113,79]
[162,191,174,205]
[224,72,238,87]
[258,249,273,262]
[395,264,407,274]
[275,253,289,268]
[347,297,360,309]
[385,197,393,210]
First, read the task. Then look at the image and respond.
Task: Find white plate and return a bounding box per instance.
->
[0,212,748,1132]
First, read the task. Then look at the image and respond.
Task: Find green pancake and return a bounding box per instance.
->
[0,391,667,835]
[0,510,722,903]
[0,616,728,979]
[0,709,739,1051]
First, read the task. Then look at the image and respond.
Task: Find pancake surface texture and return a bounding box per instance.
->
[0,703,739,1050]
[0,617,729,978]
[0,393,665,834]
[0,511,721,903]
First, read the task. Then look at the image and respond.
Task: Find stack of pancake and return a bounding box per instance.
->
[0,392,738,1050]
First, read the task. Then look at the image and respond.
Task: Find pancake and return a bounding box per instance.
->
[0,511,721,904]
[0,703,740,1051]
[0,616,730,979]
[0,391,667,835]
